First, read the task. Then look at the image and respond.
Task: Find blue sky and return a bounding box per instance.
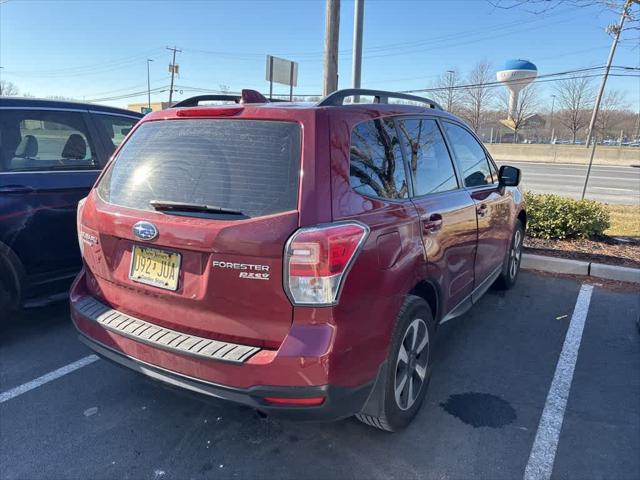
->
[1,0,639,110]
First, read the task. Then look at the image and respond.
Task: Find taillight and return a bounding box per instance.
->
[77,197,87,256]
[284,222,369,306]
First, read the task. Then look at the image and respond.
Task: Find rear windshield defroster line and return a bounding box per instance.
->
[97,119,301,218]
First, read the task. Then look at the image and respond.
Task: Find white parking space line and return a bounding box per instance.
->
[0,355,99,404]
[591,187,635,192]
[523,284,594,480]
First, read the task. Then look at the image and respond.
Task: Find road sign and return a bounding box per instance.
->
[266,55,298,100]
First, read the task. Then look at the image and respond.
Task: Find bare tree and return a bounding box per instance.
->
[430,68,464,115]
[554,77,595,143]
[486,0,639,31]
[499,84,540,142]
[0,80,19,96]
[461,61,495,132]
[595,89,629,138]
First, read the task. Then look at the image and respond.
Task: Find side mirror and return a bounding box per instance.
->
[498,165,521,187]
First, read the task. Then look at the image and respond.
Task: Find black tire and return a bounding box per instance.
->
[495,219,524,290]
[356,295,436,432]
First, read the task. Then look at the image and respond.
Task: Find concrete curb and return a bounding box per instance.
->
[522,253,640,284]
[589,263,640,284]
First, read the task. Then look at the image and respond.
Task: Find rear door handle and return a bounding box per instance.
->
[422,213,443,233]
[0,185,34,194]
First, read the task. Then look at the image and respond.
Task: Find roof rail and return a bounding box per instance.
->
[317,88,442,110]
[173,89,274,107]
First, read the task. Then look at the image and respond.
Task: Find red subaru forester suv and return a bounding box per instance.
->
[71,89,525,431]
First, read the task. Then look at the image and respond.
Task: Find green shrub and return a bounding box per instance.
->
[524,192,610,240]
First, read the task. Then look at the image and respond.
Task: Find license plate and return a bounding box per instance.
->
[129,245,181,291]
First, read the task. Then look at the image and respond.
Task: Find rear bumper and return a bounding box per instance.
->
[78,331,373,421]
[70,268,378,421]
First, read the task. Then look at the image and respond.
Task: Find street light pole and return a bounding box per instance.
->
[146,59,153,109]
[323,0,340,96]
[549,94,556,143]
[351,0,364,103]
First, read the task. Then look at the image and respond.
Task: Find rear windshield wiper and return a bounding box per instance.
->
[149,200,244,215]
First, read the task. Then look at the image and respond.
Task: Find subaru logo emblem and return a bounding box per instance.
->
[132,221,158,241]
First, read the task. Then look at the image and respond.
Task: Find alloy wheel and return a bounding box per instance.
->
[509,229,523,279]
[394,318,430,411]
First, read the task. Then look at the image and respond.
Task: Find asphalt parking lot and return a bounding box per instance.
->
[1,271,639,480]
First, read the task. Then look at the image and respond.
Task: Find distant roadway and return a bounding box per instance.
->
[497,161,640,205]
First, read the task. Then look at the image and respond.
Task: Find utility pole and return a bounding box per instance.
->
[146,59,153,109]
[167,46,181,104]
[323,0,340,96]
[351,0,364,103]
[446,70,455,112]
[581,0,633,199]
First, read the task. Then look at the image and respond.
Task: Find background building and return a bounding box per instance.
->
[127,101,173,114]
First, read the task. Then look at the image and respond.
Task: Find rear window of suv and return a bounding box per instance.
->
[97,119,301,218]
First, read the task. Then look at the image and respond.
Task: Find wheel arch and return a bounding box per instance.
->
[408,279,441,325]
[517,208,527,231]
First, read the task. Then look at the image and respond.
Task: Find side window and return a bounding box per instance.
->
[349,118,408,200]
[397,118,458,196]
[442,122,493,188]
[94,114,139,156]
[0,110,97,172]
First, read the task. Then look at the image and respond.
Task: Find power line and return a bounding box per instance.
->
[86,80,167,97]
[289,9,592,63]
[86,85,169,102]
[106,71,640,103]
[177,7,583,64]
[3,48,165,78]
[400,66,639,94]
[183,6,575,61]
[80,66,639,105]
[360,11,592,61]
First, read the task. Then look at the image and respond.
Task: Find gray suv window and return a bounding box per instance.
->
[397,118,458,196]
[349,118,409,200]
[97,119,301,218]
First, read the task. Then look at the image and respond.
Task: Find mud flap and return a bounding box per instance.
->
[358,360,389,416]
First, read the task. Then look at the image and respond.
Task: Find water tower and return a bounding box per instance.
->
[496,59,537,120]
